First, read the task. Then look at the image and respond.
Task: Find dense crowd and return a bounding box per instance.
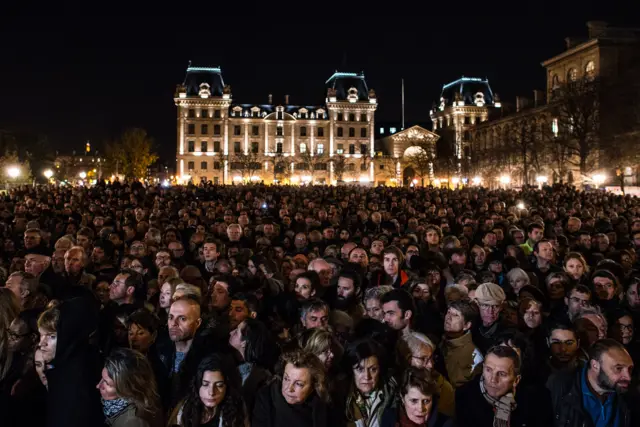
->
[1,180,639,427]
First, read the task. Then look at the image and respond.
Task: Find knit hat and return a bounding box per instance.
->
[475,283,506,305]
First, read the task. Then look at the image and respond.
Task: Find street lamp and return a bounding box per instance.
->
[592,174,605,188]
[43,169,54,179]
[79,171,87,179]
[7,167,20,179]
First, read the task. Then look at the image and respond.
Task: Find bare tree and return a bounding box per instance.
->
[233,151,261,181]
[378,156,402,185]
[405,144,434,186]
[331,154,348,182]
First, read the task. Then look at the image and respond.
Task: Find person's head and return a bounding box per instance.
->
[308,258,332,288]
[409,279,432,303]
[127,309,159,354]
[344,339,387,395]
[482,345,521,399]
[98,348,159,416]
[575,307,608,348]
[380,289,414,332]
[546,272,570,301]
[534,239,554,263]
[547,323,580,364]
[518,297,542,330]
[154,249,172,269]
[363,286,392,322]
[294,271,320,300]
[567,217,582,233]
[7,308,39,354]
[348,247,369,268]
[210,275,237,311]
[608,309,634,346]
[23,228,42,250]
[586,339,634,394]
[506,268,530,296]
[297,328,338,370]
[37,306,60,363]
[398,367,438,425]
[335,269,361,308]
[564,252,589,280]
[565,284,592,320]
[168,297,202,344]
[110,269,144,305]
[159,278,181,310]
[228,292,258,330]
[591,270,619,301]
[382,246,403,277]
[24,253,50,277]
[158,265,179,286]
[444,300,477,337]
[399,331,436,372]
[280,349,328,404]
[202,238,220,262]
[474,283,505,327]
[91,239,114,266]
[76,227,94,251]
[229,318,276,368]
[64,246,86,275]
[527,223,544,244]
[425,225,441,246]
[34,347,48,389]
[300,298,329,330]
[4,271,38,307]
[624,277,640,309]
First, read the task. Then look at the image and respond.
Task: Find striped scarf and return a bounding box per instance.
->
[479,378,516,427]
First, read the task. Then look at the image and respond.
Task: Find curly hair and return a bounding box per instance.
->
[174,354,246,427]
[280,349,329,403]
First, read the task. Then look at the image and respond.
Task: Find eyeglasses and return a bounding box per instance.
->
[478,303,501,312]
[412,354,435,367]
[617,324,634,332]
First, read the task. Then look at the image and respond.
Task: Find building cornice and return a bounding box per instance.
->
[175,97,232,107]
[325,102,378,111]
[541,39,599,67]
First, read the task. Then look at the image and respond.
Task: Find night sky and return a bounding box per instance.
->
[1,12,639,163]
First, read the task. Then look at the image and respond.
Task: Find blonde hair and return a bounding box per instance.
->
[281,350,329,403]
[397,331,435,365]
[0,288,21,381]
[297,328,333,355]
[173,283,202,300]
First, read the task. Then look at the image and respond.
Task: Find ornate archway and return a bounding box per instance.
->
[403,166,416,186]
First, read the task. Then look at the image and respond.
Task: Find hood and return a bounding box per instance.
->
[52,297,99,365]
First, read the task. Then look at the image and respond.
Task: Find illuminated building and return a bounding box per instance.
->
[174,67,377,184]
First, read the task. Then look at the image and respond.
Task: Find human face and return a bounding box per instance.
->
[382,300,410,331]
[109,273,131,303]
[128,323,155,353]
[97,368,118,400]
[626,282,640,309]
[158,267,174,287]
[410,343,434,371]
[426,230,439,246]
[510,277,527,295]
[34,349,48,389]
[227,225,242,241]
[577,313,607,344]
[302,307,329,329]
[159,283,173,309]
[64,249,85,275]
[535,242,554,262]
[565,290,590,319]
[337,277,355,300]
[317,346,334,369]
[353,356,380,395]
[564,258,585,280]
[444,307,469,335]
[8,318,32,353]
[229,300,251,330]
[478,302,502,327]
[593,277,616,300]
[38,328,57,363]
[25,254,48,276]
[4,274,24,301]
[24,232,41,249]
[282,364,313,404]
[593,348,634,394]
[155,251,171,269]
[383,253,399,277]
[168,300,202,342]
[229,321,246,357]
[199,370,227,409]
[94,281,110,304]
[482,354,520,399]
[349,248,369,268]
[295,277,315,300]
[473,248,486,266]
[523,302,542,329]
[203,243,219,262]
[412,283,431,302]
[547,278,566,300]
[371,240,384,255]
[612,315,634,345]
[130,242,146,257]
[528,228,543,243]
[549,328,579,363]
[211,281,230,310]
[403,386,434,425]
[365,298,383,322]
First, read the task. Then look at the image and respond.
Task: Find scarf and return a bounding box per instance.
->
[102,397,131,418]
[238,362,253,384]
[479,378,516,427]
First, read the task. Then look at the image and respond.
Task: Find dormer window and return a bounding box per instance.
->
[347,87,358,103]
[474,92,485,107]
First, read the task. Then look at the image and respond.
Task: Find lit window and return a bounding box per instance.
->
[300,143,307,153]
[552,118,559,137]
[567,68,577,82]
[317,144,324,154]
[390,127,397,133]
[585,61,595,79]
[337,144,344,154]
[379,127,384,133]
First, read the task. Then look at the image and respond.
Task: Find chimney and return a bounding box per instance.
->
[268,94,273,104]
[285,94,290,104]
[587,21,608,39]
[533,90,544,107]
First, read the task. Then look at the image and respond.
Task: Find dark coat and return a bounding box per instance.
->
[44,297,104,427]
[105,404,163,427]
[252,380,341,427]
[455,376,553,427]
[546,368,631,427]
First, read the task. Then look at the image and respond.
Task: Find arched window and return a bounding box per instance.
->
[585,61,595,79]
[567,68,577,82]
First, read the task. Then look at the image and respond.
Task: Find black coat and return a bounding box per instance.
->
[455,376,553,427]
[546,368,631,427]
[252,380,341,427]
[44,297,104,427]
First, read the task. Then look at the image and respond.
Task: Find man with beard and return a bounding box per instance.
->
[547,339,633,427]
[541,323,585,387]
[333,268,365,325]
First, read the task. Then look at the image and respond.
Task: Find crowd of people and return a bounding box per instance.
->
[0,180,639,427]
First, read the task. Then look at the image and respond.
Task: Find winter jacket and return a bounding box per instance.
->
[546,367,631,427]
[455,376,553,427]
[440,332,483,388]
[105,404,162,427]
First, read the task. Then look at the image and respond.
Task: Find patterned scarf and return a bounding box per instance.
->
[479,378,516,427]
[102,398,131,418]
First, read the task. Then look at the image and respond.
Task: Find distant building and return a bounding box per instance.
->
[174,67,378,185]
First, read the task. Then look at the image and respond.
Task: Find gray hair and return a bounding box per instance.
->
[506,268,530,286]
[364,285,393,303]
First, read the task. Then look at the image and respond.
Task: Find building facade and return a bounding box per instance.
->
[174,67,378,185]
